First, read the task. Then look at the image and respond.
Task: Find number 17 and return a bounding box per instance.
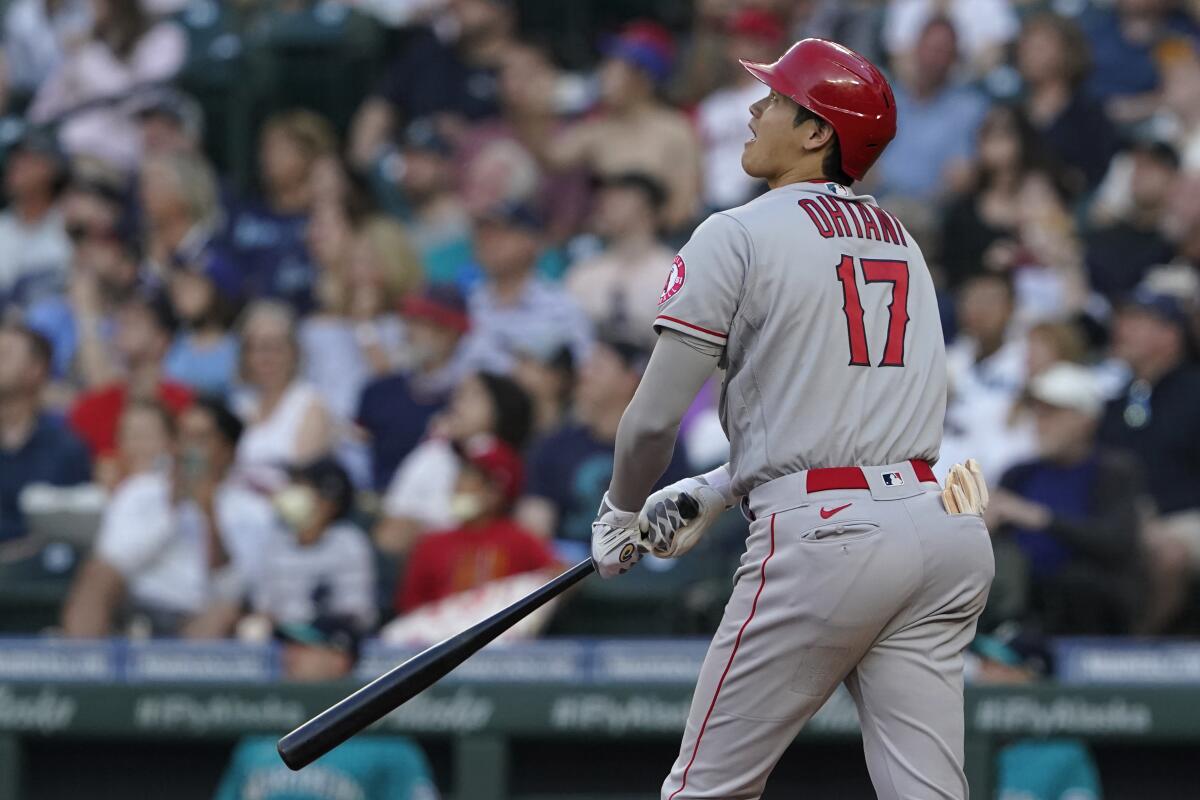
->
[834,255,910,367]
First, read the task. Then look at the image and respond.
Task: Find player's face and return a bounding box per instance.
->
[741,91,815,184]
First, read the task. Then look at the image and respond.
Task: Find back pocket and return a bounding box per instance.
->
[798,520,881,543]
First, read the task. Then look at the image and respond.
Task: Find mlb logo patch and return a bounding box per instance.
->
[882,471,904,487]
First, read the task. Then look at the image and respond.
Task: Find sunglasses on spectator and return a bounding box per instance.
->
[66,223,119,244]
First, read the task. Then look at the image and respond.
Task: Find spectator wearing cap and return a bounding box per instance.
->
[0,128,72,310]
[875,15,988,203]
[1017,13,1117,195]
[694,9,785,210]
[986,363,1147,635]
[565,173,674,349]
[0,324,90,543]
[232,300,334,479]
[1085,140,1179,304]
[68,293,193,479]
[1099,283,1200,632]
[356,284,472,493]
[223,111,337,314]
[517,336,690,544]
[251,457,377,632]
[348,0,517,170]
[547,20,702,231]
[457,43,590,246]
[376,371,532,556]
[27,0,186,170]
[129,87,205,157]
[62,396,277,637]
[1078,0,1200,125]
[300,214,421,423]
[461,201,594,373]
[398,439,556,613]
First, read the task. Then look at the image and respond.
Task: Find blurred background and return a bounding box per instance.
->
[0,0,1198,797]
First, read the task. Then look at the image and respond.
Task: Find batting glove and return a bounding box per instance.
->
[942,458,989,515]
[639,465,736,558]
[591,492,645,579]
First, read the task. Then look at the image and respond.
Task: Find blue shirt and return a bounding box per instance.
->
[222,199,316,313]
[0,415,92,542]
[526,422,691,542]
[876,81,988,200]
[1080,7,1200,101]
[356,371,450,491]
[215,736,438,800]
[163,333,239,398]
[1006,456,1098,579]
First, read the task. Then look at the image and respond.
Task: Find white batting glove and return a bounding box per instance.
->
[591,492,645,579]
[639,466,736,558]
[942,458,989,515]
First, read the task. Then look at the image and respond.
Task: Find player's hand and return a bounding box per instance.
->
[590,492,645,579]
[639,476,729,558]
[942,458,988,515]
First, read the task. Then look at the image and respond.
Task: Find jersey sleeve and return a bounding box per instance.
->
[653,212,750,347]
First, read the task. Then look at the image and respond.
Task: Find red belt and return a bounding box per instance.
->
[806,459,937,493]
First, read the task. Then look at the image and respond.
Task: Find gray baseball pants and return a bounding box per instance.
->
[662,460,995,799]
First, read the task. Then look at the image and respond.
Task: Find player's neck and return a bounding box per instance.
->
[767,165,833,191]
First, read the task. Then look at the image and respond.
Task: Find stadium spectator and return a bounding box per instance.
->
[875,16,988,202]
[1017,13,1118,195]
[356,284,471,493]
[457,43,589,245]
[251,458,377,632]
[1086,140,1180,303]
[0,128,71,311]
[110,398,172,487]
[694,9,784,211]
[28,0,187,169]
[348,0,517,169]
[62,396,275,637]
[1098,283,1200,632]
[129,87,204,157]
[1079,0,1200,125]
[300,215,421,422]
[216,736,437,800]
[940,104,1085,317]
[461,201,593,372]
[547,21,702,231]
[398,439,555,613]
[565,173,672,348]
[1160,51,1200,170]
[941,272,1034,484]
[987,363,1146,635]
[232,300,334,478]
[375,371,531,555]
[517,336,690,543]
[1025,319,1089,379]
[24,167,137,386]
[511,344,574,436]
[163,262,238,399]
[225,111,336,313]
[883,0,1018,77]
[0,324,90,543]
[1,0,91,98]
[68,293,193,479]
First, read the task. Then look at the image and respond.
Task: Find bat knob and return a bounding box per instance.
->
[677,492,700,520]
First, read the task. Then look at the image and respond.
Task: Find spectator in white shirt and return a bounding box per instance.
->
[61,396,276,637]
[0,128,72,310]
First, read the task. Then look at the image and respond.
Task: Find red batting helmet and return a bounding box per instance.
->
[741,39,897,181]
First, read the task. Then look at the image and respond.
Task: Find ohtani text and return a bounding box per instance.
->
[798,196,908,247]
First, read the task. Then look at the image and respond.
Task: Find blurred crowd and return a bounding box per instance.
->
[0,0,1197,682]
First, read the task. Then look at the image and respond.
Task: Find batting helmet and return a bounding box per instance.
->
[741,39,897,181]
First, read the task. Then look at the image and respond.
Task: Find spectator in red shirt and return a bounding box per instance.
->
[69,293,192,483]
[397,439,556,613]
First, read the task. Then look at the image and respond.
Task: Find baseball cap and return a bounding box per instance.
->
[601,20,676,84]
[1026,362,1104,416]
[402,117,453,157]
[727,9,786,44]
[127,87,205,140]
[400,284,471,333]
[289,457,355,520]
[595,171,667,210]
[460,437,525,506]
[475,199,544,232]
[1121,282,1190,331]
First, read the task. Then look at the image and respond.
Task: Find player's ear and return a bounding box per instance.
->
[800,118,835,153]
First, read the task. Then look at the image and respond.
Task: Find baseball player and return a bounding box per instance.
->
[590,39,994,799]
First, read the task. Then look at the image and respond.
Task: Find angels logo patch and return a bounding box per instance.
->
[658,255,686,305]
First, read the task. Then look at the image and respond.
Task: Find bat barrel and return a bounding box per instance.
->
[278,557,596,770]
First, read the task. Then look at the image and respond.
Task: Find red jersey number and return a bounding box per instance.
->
[834,255,910,367]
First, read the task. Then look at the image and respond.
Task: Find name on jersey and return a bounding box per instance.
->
[798,195,908,247]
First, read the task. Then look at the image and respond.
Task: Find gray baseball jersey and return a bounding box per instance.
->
[654,180,946,498]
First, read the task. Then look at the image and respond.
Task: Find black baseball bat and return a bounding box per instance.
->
[277,493,699,770]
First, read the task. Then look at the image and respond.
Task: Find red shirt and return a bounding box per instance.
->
[397,518,557,613]
[69,382,193,457]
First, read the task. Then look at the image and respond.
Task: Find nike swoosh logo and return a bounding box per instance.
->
[820,503,852,519]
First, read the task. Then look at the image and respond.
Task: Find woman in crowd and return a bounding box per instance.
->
[232,300,333,483]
